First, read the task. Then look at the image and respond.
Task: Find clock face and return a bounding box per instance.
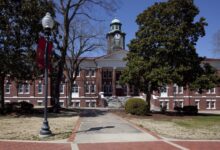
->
[114,33,121,40]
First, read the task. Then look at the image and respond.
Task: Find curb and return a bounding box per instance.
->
[67,117,81,142]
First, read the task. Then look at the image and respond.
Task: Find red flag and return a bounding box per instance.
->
[36,37,53,70]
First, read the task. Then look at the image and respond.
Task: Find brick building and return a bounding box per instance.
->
[3,19,220,110]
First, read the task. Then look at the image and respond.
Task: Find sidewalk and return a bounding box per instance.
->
[72,109,220,150]
[1,108,220,150]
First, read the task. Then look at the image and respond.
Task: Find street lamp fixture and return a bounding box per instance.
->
[39,12,54,138]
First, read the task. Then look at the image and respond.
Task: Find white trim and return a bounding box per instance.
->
[71,100,80,102]
[18,100,30,102]
[5,100,11,103]
[159,99,169,101]
[5,96,52,98]
[85,100,96,102]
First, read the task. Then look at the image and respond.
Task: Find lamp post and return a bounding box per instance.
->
[39,12,54,137]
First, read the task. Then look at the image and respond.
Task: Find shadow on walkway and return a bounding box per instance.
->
[76,126,115,133]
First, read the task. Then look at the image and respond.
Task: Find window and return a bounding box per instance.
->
[75,102,80,107]
[91,70,95,77]
[86,101,90,107]
[85,69,96,77]
[72,100,80,107]
[24,84,30,94]
[60,84,64,94]
[59,100,64,107]
[85,70,90,77]
[161,87,167,93]
[85,100,96,107]
[173,84,183,94]
[116,26,119,30]
[85,83,96,93]
[173,100,184,108]
[37,100,43,106]
[18,84,23,93]
[195,100,200,109]
[38,83,43,94]
[160,100,169,110]
[103,70,112,79]
[207,88,215,94]
[5,83,10,94]
[85,84,89,93]
[72,84,78,93]
[108,71,112,78]
[90,84,95,93]
[206,99,216,109]
[91,101,96,107]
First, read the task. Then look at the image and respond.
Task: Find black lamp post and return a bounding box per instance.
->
[39,12,54,137]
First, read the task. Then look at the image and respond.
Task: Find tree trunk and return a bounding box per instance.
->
[0,75,5,114]
[145,90,151,112]
[52,62,63,113]
[67,82,72,108]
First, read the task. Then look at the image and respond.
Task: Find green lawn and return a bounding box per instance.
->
[173,116,220,128]
[127,114,220,139]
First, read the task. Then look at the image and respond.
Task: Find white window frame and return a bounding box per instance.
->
[173,99,184,108]
[18,84,23,94]
[38,83,43,94]
[91,69,96,77]
[5,83,11,94]
[85,70,90,77]
[24,84,30,94]
[206,99,216,110]
[72,84,79,93]
[207,88,216,94]
[195,99,200,109]
[159,99,169,110]
[60,83,65,94]
[71,100,80,107]
[85,100,96,107]
[59,100,65,107]
[37,100,43,106]
[173,84,183,94]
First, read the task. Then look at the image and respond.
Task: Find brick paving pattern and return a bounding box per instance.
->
[0,141,71,150]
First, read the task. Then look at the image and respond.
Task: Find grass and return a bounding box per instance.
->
[172,116,220,128]
[0,111,79,141]
[118,112,220,140]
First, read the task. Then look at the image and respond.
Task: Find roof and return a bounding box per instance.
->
[111,18,121,24]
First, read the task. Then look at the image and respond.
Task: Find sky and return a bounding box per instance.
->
[103,0,220,58]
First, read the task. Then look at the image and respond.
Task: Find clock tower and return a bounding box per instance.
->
[106,18,126,54]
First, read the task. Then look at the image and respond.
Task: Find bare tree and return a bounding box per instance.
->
[52,0,120,111]
[65,19,103,107]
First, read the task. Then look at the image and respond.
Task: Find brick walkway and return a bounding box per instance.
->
[0,141,71,150]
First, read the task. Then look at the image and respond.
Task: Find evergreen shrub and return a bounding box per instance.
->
[125,98,147,115]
